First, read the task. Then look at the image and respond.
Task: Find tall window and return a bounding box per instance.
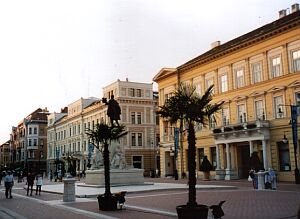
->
[129,88,135,97]
[237,104,246,123]
[274,96,284,118]
[28,139,32,146]
[236,69,244,88]
[33,139,37,146]
[138,133,143,146]
[296,92,300,115]
[195,83,202,96]
[271,56,281,78]
[220,74,228,93]
[29,127,32,135]
[222,108,229,126]
[206,79,214,94]
[251,62,263,83]
[34,127,37,135]
[131,133,136,146]
[137,112,142,124]
[132,156,142,168]
[255,100,265,120]
[136,89,142,97]
[208,115,216,129]
[292,50,300,72]
[131,112,135,124]
[278,141,290,171]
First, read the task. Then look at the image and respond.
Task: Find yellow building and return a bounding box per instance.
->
[153,5,300,182]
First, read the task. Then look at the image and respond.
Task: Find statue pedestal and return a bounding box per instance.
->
[85,168,144,185]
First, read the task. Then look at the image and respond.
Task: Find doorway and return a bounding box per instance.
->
[237,145,250,178]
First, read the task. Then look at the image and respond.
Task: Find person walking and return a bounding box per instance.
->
[49,170,53,182]
[4,171,14,198]
[26,172,35,196]
[35,173,43,195]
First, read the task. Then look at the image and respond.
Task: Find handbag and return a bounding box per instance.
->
[248,175,253,181]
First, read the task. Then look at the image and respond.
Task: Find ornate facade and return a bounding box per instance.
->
[154,6,300,182]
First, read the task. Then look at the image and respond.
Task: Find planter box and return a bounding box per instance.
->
[213,128,222,133]
[176,205,208,219]
[224,127,233,132]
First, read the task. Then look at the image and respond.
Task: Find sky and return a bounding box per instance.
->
[0,0,296,144]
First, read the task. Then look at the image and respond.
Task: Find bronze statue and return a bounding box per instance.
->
[102,95,121,126]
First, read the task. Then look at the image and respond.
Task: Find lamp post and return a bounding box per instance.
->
[279,105,300,184]
[38,145,44,174]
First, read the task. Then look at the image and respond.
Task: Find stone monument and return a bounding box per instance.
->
[85,95,144,186]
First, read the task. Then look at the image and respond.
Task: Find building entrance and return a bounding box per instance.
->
[237,145,250,178]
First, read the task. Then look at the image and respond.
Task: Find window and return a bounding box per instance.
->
[138,133,143,146]
[206,79,214,94]
[129,88,135,97]
[77,142,80,151]
[236,69,244,88]
[137,112,142,124]
[278,141,290,171]
[210,147,217,170]
[28,139,32,146]
[274,96,284,118]
[208,115,216,129]
[220,74,228,93]
[131,133,136,146]
[29,127,32,135]
[33,127,37,135]
[292,50,300,72]
[132,156,142,168]
[255,100,265,120]
[131,112,135,124]
[271,56,281,78]
[136,89,142,97]
[222,108,229,126]
[237,104,246,123]
[195,83,202,96]
[121,88,126,96]
[296,92,300,115]
[33,139,37,146]
[251,62,263,83]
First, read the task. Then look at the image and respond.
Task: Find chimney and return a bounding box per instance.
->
[279,9,287,18]
[211,41,221,49]
[291,3,299,13]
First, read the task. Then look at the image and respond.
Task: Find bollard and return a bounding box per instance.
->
[63,177,76,202]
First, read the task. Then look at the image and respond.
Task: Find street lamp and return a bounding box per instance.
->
[279,105,300,184]
[38,145,44,173]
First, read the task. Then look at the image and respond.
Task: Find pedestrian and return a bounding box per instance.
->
[249,169,256,189]
[0,171,2,185]
[50,170,53,182]
[36,173,43,195]
[4,170,14,198]
[26,172,35,196]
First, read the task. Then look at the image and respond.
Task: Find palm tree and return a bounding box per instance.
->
[158,83,223,208]
[86,123,127,210]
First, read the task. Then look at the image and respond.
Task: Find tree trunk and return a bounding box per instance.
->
[103,141,111,197]
[187,122,197,207]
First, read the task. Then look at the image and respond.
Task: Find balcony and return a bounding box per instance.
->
[212,120,270,140]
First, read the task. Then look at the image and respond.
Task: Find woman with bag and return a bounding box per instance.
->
[35,173,43,195]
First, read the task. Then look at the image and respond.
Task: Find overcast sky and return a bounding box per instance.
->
[0,0,296,144]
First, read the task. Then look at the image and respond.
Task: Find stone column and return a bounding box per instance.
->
[249,141,253,156]
[262,140,268,170]
[215,144,225,180]
[225,143,232,180]
[63,178,76,202]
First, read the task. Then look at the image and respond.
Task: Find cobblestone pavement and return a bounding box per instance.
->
[1,177,300,219]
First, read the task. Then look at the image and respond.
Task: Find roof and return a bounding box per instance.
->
[178,10,300,72]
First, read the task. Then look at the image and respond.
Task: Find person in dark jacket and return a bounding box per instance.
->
[26,172,35,196]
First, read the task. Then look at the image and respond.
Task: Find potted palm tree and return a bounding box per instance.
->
[86,123,127,211]
[157,84,223,219]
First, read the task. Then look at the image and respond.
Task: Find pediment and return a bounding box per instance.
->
[287,80,300,88]
[153,68,177,82]
[249,90,266,97]
[267,85,286,93]
[232,95,247,102]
